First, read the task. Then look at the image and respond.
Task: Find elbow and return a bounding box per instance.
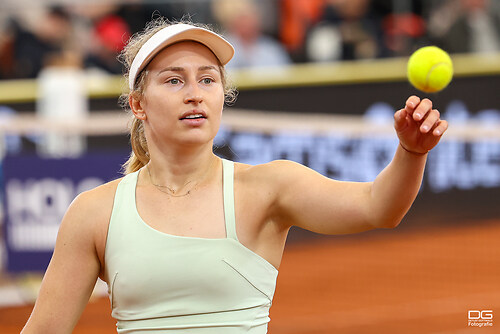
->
[383,218,402,229]
[368,204,408,230]
[371,214,403,229]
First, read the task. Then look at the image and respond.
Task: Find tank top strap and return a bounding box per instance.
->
[115,169,140,210]
[222,159,238,241]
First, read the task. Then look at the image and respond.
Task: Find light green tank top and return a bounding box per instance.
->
[105,159,279,333]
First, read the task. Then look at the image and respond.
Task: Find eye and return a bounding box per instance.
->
[167,78,181,85]
[201,77,214,85]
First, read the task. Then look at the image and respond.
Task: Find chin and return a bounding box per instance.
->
[177,130,217,147]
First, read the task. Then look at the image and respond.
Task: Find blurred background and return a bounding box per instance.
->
[0,0,499,333]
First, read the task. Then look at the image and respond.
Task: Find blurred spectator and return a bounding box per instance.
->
[3,7,72,79]
[305,0,384,62]
[72,3,131,74]
[380,0,426,57]
[2,0,499,82]
[117,1,183,35]
[279,0,325,62]
[428,0,500,54]
[212,0,292,69]
[0,22,15,79]
[85,14,131,74]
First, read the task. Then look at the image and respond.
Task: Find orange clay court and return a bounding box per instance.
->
[1,219,499,334]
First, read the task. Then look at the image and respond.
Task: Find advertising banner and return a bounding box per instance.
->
[3,153,127,272]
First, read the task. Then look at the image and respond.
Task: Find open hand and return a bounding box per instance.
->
[394,96,448,154]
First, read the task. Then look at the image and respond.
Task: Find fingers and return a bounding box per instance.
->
[404,96,447,136]
[432,119,448,136]
[398,96,448,153]
[411,98,433,122]
[405,95,420,110]
[420,109,440,133]
[405,96,433,122]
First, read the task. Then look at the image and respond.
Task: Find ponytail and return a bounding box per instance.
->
[123,117,149,174]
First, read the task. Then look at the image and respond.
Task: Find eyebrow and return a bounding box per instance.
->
[157,65,219,76]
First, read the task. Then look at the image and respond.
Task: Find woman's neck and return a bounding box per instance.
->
[145,142,219,192]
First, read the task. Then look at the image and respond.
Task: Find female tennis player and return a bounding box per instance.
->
[21,18,448,333]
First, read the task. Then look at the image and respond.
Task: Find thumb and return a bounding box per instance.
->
[394,109,409,133]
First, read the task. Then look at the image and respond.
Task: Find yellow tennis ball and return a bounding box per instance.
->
[407,46,453,93]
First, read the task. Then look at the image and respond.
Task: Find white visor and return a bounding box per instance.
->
[128,23,234,90]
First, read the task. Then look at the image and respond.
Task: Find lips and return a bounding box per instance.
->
[179,110,207,120]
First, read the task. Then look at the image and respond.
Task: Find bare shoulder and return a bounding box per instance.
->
[76,178,122,209]
[234,159,316,187]
[235,159,301,176]
[60,177,123,251]
[233,159,336,227]
[233,159,313,208]
[69,178,122,222]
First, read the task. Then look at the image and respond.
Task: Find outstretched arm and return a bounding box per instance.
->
[269,96,448,234]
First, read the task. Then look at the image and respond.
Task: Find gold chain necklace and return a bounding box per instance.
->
[146,164,194,197]
[146,159,217,197]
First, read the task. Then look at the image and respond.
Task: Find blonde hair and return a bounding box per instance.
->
[118,17,237,174]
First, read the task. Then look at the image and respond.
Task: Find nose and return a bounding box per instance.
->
[183,81,203,105]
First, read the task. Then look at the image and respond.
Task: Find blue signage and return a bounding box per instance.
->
[3,152,128,272]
